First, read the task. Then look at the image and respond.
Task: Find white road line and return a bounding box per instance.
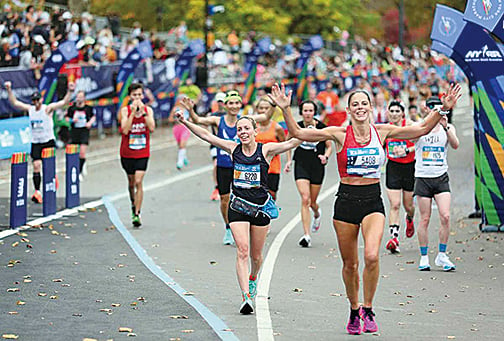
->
[1,164,213,238]
[256,182,340,341]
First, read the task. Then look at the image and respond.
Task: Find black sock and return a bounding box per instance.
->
[33,172,41,191]
[362,307,373,313]
[79,158,85,173]
[350,308,360,318]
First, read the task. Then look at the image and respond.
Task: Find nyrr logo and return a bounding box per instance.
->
[471,0,503,21]
[438,16,457,37]
[465,45,503,61]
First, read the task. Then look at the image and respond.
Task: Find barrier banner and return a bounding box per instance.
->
[242,37,270,104]
[431,5,504,229]
[65,144,80,209]
[10,152,28,228]
[39,41,78,103]
[0,116,31,159]
[116,40,153,112]
[42,147,57,216]
[295,35,324,102]
[0,69,37,115]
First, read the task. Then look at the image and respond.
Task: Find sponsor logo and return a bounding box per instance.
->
[0,130,14,147]
[45,178,56,192]
[17,177,24,198]
[471,0,503,21]
[52,54,63,63]
[438,16,457,37]
[465,45,503,61]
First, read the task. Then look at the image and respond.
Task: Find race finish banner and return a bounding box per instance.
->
[116,40,153,112]
[431,5,504,230]
[42,147,57,217]
[39,41,78,103]
[65,144,80,209]
[295,35,324,103]
[242,37,270,105]
[10,152,28,228]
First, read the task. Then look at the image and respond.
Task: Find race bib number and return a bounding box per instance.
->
[31,120,44,132]
[74,111,87,128]
[347,147,380,175]
[233,163,260,189]
[387,141,407,159]
[422,146,444,166]
[129,134,146,150]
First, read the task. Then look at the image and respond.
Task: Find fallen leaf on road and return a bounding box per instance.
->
[11,242,19,247]
[470,328,478,331]
[90,230,97,234]
[308,266,316,269]
[120,253,128,257]
[51,231,59,235]
[50,296,58,299]
[209,260,218,265]
[111,303,121,307]
[38,293,47,297]
[7,288,20,292]
[181,330,194,333]
[447,337,456,339]
[73,313,83,317]
[406,261,415,264]
[428,309,437,313]
[330,293,342,297]
[273,332,282,336]
[50,250,57,254]
[183,292,195,296]
[16,301,25,305]
[2,334,19,339]
[52,279,63,282]
[100,309,112,313]
[170,315,189,319]
[20,238,29,242]
[23,279,32,283]
[293,288,303,292]
[8,312,18,315]
[118,327,133,333]
[82,338,97,341]
[127,333,136,337]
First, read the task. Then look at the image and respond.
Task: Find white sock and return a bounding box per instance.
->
[177,149,185,163]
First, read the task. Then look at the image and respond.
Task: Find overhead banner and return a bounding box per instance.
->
[295,35,324,102]
[431,5,504,229]
[39,40,78,103]
[464,0,504,42]
[242,37,270,104]
[116,40,153,112]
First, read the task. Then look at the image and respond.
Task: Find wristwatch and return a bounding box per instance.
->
[439,109,450,116]
[443,125,450,131]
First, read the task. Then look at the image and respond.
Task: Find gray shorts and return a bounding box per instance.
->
[414,172,450,198]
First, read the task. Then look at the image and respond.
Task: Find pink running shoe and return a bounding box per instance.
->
[360,307,378,333]
[346,310,362,335]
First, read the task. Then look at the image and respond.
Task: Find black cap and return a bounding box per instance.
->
[425,96,442,109]
[31,91,41,101]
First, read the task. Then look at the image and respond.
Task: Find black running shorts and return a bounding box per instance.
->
[70,128,90,145]
[414,172,450,198]
[386,160,415,191]
[216,166,233,195]
[121,157,149,175]
[228,204,271,226]
[333,183,385,225]
[31,140,56,161]
[267,173,280,193]
[294,160,325,185]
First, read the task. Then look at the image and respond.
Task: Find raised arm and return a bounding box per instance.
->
[46,82,75,113]
[263,138,302,162]
[268,83,342,143]
[4,81,31,111]
[179,96,219,126]
[382,83,461,140]
[175,110,236,154]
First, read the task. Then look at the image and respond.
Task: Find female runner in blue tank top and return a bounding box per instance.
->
[269,83,461,335]
[174,111,301,315]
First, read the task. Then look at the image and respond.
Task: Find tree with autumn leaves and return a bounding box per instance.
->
[90,0,467,45]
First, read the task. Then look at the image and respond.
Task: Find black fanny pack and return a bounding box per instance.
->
[230,194,279,219]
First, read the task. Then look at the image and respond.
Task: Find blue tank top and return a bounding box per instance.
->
[216,116,239,168]
[232,143,269,204]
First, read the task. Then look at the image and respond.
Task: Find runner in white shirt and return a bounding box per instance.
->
[5,81,75,203]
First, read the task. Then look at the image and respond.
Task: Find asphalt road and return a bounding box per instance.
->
[2,89,503,340]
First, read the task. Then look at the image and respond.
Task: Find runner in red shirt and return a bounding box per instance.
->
[119,83,155,227]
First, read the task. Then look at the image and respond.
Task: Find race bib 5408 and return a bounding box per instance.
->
[347,147,380,175]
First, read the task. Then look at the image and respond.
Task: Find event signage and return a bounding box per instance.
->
[10,152,28,228]
[42,147,57,216]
